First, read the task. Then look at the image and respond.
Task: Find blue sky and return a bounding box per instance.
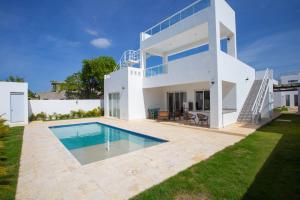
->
[0,0,299,92]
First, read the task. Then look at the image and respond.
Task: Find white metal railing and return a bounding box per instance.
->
[118,50,140,69]
[144,64,168,77]
[251,68,272,122]
[144,0,210,36]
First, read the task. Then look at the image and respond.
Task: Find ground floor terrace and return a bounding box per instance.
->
[143,81,240,128]
[16,117,246,200]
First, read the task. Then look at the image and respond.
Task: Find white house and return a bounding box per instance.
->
[0,81,28,126]
[274,73,300,108]
[104,0,274,128]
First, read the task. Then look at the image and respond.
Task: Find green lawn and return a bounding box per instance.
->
[132,114,300,200]
[0,126,24,200]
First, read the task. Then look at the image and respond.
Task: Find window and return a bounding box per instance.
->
[295,95,298,106]
[195,90,210,111]
[286,95,290,106]
[167,92,187,112]
[288,80,298,84]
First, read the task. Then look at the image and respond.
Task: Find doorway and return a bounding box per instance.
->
[108,93,120,118]
[167,92,187,113]
[10,92,25,123]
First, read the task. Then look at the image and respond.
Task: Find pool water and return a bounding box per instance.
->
[49,122,166,164]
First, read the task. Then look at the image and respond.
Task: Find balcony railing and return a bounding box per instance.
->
[144,0,210,36]
[144,64,168,77]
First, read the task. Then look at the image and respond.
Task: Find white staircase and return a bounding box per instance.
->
[118,50,140,68]
[238,69,272,123]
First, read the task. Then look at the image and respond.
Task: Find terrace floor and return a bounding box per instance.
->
[17,118,247,199]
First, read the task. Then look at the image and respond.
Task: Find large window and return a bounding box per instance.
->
[286,95,290,107]
[167,92,187,113]
[195,90,210,111]
[109,93,120,118]
[295,95,298,106]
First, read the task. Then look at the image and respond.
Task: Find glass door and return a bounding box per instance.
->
[167,92,186,112]
[195,90,210,111]
[109,92,120,118]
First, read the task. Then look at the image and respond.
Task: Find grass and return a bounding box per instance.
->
[0,126,24,200]
[132,114,300,200]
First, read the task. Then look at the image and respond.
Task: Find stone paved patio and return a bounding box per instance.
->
[16,117,244,200]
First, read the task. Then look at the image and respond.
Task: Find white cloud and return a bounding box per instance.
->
[85,28,98,36]
[90,38,111,49]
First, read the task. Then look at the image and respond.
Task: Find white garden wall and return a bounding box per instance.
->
[29,100,103,116]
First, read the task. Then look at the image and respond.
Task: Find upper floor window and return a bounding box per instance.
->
[288,80,298,84]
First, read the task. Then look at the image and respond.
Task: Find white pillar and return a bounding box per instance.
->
[227,35,237,58]
[209,0,223,128]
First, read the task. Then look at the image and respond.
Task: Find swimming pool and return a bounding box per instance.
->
[49,122,166,165]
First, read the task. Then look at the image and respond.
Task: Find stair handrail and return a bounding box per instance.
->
[251,68,270,121]
[118,49,140,69]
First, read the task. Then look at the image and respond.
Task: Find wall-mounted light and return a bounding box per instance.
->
[121,86,125,90]
[245,77,249,81]
[211,81,215,85]
[227,37,231,41]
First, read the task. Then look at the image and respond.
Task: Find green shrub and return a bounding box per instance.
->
[29,114,36,122]
[0,117,9,135]
[29,107,104,122]
[36,112,47,121]
[70,110,77,118]
[77,110,86,118]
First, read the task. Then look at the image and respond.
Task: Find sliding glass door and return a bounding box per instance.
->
[195,90,210,111]
[167,92,187,112]
[109,93,120,118]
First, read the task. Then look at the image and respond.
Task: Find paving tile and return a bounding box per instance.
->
[16,117,243,200]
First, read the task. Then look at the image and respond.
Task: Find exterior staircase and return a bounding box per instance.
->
[118,50,140,68]
[238,69,272,123]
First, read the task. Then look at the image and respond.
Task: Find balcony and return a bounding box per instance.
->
[144,64,168,78]
[144,0,210,37]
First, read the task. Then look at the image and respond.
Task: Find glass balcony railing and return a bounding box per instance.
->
[144,64,168,77]
[144,0,210,36]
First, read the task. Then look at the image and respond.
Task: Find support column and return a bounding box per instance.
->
[227,34,237,58]
[209,0,223,128]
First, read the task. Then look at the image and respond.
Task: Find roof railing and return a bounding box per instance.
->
[144,0,210,36]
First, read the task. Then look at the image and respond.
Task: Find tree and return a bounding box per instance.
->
[6,75,25,82]
[5,75,36,99]
[81,56,116,98]
[61,72,83,99]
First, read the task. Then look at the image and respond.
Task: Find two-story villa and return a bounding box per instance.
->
[104,0,274,128]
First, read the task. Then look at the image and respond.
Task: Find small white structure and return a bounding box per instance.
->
[104,0,274,128]
[0,82,28,126]
[274,73,300,108]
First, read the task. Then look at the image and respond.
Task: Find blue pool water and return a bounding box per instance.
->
[50,122,166,164]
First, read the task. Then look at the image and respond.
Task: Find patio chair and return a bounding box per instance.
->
[197,113,209,127]
[183,111,196,124]
[148,108,160,119]
[157,111,169,121]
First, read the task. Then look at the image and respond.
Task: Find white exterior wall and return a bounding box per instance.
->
[280,73,300,84]
[274,91,298,108]
[127,68,145,120]
[218,52,255,113]
[143,52,213,88]
[0,82,28,126]
[104,0,259,128]
[28,100,102,116]
[104,68,129,120]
